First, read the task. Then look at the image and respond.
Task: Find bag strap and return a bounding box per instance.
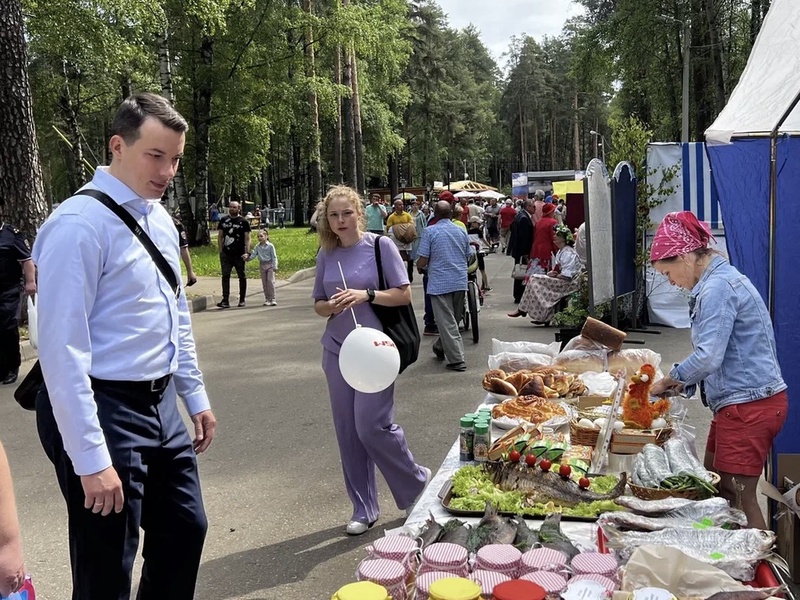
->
[81,189,181,298]
[373,235,387,291]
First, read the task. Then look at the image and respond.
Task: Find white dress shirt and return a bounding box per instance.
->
[32,167,210,476]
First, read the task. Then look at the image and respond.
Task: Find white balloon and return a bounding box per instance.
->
[339,326,401,393]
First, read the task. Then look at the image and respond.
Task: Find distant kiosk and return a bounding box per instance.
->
[511,170,584,198]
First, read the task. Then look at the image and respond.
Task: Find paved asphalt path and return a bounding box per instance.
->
[0,249,703,599]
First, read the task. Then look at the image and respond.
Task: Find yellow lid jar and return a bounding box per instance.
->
[429,577,483,600]
[331,581,391,600]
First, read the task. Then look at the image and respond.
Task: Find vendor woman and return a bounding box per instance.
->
[649,211,787,530]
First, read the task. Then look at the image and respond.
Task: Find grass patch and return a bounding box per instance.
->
[187,226,319,279]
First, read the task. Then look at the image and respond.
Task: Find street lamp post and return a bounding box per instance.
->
[589,130,606,164]
[660,14,690,143]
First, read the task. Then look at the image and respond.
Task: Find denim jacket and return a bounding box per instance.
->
[670,255,786,413]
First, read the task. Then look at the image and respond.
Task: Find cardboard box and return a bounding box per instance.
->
[609,441,646,455]
[611,429,658,446]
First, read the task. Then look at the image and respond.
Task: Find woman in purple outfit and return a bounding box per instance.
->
[312,185,431,536]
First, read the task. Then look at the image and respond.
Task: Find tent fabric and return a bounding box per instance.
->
[706,0,800,143]
[611,162,637,297]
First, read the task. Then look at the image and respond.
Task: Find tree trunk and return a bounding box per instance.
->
[0,0,48,242]
[59,61,87,190]
[333,46,343,184]
[533,118,540,171]
[749,0,762,47]
[157,27,189,213]
[388,153,399,201]
[302,0,323,208]
[518,101,526,170]
[189,35,213,246]
[351,53,365,193]
[291,132,304,225]
[705,0,727,112]
[341,46,357,187]
[573,91,580,170]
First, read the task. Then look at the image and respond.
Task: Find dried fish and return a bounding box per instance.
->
[438,518,471,549]
[604,526,776,581]
[513,515,540,551]
[417,512,443,548]
[468,503,517,552]
[598,505,747,532]
[485,461,626,507]
[538,514,580,559]
[615,495,727,515]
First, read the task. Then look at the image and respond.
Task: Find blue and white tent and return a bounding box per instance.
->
[705,0,800,485]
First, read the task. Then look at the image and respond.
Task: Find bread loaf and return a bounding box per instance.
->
[581,317,627,351]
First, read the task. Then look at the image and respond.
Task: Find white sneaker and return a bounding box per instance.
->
[406,466,432,517]
[345,519,375,536]
[263,301,270,306]
[270,300,277,306]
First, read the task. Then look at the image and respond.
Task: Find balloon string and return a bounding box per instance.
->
[337,260,359,329]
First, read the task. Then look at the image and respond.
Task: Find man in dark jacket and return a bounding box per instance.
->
[508,199,535,303]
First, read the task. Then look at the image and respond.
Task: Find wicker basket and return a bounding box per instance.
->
[629,472,721,501]
[570,421,600,447]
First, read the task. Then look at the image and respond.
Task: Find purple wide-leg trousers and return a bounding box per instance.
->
[322,349,426,524]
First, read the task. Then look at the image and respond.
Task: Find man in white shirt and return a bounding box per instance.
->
[32,93,216,600]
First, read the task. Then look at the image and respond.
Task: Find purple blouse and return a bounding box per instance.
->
[312,233,410,354]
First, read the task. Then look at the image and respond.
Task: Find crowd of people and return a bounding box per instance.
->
[0,90,795,599]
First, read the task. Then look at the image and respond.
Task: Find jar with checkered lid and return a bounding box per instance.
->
[569,552,618,581]
[331,580,391,600]
[474,544,522,578]
[568,574,618,595]
[520,571,567,598]
[519,548,568,575]
[469,569,512,599]
[356,558,407,600]
[419,543,470,577]
[368,535,420,575]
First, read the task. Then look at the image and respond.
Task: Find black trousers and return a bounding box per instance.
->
[36,380,208,600]
[513,257,525,302]
[220,252,247,302]
[0,286,21,376]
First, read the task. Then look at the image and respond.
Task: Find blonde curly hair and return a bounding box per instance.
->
[316,185,367,252]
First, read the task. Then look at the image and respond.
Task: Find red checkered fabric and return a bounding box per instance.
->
[419,543,469,576]
[569,574,618,594]
[520,548,568,574]
[369,535,420,575]
[570,552,618,579]
[415,570,455,600]
[475,544,523,577]
[469,569,512,597]
[521,571,568,594]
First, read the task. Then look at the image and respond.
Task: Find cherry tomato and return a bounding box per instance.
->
[509,450,521,463]
[525,454,537,467]
[579,477,591,489]
[559,464,572,478]
[539,459,552,472]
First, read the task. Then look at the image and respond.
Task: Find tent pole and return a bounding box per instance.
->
[765,87,800,524]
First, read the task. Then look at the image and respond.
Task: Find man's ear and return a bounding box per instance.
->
[108,134,125,160]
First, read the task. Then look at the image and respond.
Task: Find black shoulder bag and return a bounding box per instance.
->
[15,189,180,410]
[372,236,420,374]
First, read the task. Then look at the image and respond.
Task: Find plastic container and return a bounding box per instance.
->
[475,544,522,577]
[428,577,483,600]
[356,558,407,600]
[331,580,391,600]
[469,569,512,599]
[492,579,547,600]
[460,417,476,461]
[419,543,470,577]
[473,423,491,462]
[519,548,568,575]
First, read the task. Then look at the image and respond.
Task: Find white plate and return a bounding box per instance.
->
[491,402,575,431]
[486,391,516,403]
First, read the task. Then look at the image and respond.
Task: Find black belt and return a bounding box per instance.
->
[91,374,173,394]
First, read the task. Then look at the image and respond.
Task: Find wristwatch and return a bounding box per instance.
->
[366,289,376,303]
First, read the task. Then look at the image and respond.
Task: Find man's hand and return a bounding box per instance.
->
[23,281,36,296]
[80,466,124,517]
[650,376,684,397]
[0,536,24,598]
[191,410,217,453]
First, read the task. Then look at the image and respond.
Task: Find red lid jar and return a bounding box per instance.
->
[492,579,547,600]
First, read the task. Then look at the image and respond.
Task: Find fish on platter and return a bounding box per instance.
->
[438,518,471,549]
[604,526,776,581]
[485,461,626,507]
[468,503,517,552]
[598,505,747,531]
[703,587,785,600]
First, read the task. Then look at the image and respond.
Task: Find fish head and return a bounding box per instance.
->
[750,529,777,553]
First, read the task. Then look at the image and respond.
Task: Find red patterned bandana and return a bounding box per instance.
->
[650,211,714,262]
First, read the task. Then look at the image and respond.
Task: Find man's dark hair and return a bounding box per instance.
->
[110,92,188,144]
